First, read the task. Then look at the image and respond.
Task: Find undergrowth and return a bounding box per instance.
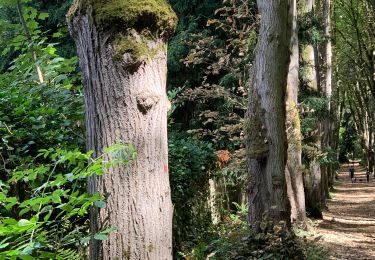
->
[179,206,330,260]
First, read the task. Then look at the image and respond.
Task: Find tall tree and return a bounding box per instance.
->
[300,0,323,218]
[316,0,331,202]
[285,0,306,225]
[335,0,375,172]
[67,1,177,259]
[246,0,291,226]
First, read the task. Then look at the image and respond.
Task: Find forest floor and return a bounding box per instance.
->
[313,164,375,259]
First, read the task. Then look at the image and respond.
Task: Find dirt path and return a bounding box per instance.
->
[315,164,375,259]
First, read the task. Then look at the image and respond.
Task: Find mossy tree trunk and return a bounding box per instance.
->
[300,0,323,218]
[246,0,291,227]
[67,1,177,259]
[318,0,332,201]
[285,0,306,225]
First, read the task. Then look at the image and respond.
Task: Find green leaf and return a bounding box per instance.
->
[19,208,31,216]
[43,210,52,221]
[38,13,49,20]
[100,227,117,234]
[94,200,106,209]
[80,236,91,244]
[39,252,56,258]
[94,234,108,241]
[52,190,62,203]
[18,219,31,227]
[0,243,9,249]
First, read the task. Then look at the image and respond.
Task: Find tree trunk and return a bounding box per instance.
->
[246,0,291,227]
[209,178,220,225]
[285,0,306,225]
[300,0,323,218]
[320,0,332,201]
[67,1,177,259]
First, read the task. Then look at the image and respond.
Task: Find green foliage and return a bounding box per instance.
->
[0,2,94,258]
[179,208,329,260]
[0,46,83,171]
[169,132,215,252]
[338,111,363,162]
[168,0,220,86]
[0,145,132,258]
[175,0,257,149]
[298,11,325,45]
[299,91,334,165]
[169,1,257,254]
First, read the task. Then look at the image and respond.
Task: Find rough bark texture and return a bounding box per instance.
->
[68,1,176,259]
[246,0,291,227]
[285,0,306,225]
[300,0,323,218]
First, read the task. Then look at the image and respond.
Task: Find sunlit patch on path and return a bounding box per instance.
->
[315,164,375,259]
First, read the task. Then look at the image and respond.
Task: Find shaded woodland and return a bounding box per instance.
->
[0,0,374,259]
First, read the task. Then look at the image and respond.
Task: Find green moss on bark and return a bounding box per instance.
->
[68,0,177,34]
[68,0,177,63]
[246,97,269,159]
[286,101,302,150]
[113,30,160,62]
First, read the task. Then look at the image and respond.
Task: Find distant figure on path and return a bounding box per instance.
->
[366,167,370,183]
[350,167,355,183]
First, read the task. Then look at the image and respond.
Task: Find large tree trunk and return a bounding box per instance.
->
[67,1,177,259]
[285,0,306,225]
[246,0,291,227]
[300,0,323,218]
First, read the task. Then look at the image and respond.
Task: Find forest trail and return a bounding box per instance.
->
[315,164,375,259]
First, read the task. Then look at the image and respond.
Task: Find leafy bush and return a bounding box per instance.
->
[0,145,134,258]
[180,208,330,260]
[169,132,215,253]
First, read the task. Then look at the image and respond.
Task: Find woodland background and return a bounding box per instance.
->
[0,0,374,259]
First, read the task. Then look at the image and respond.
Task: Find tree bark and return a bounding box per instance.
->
[319,0,332,202]
[300,0,323,218]
[285,0,306,225]
[246,0,291,227]
[67,1,177,259]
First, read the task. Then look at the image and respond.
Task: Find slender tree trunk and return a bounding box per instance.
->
[17,0,44,84]
[330,76,341,186]
[209,178,220,225]
[246,0,291,227]
[67,1,177,259]
[320,0,332,202]
[285,0,306,225]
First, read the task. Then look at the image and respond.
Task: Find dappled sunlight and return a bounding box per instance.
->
[315,166,375,259]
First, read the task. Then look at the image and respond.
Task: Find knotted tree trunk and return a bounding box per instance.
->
[246,0,291,227]
[67,1,177,259]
